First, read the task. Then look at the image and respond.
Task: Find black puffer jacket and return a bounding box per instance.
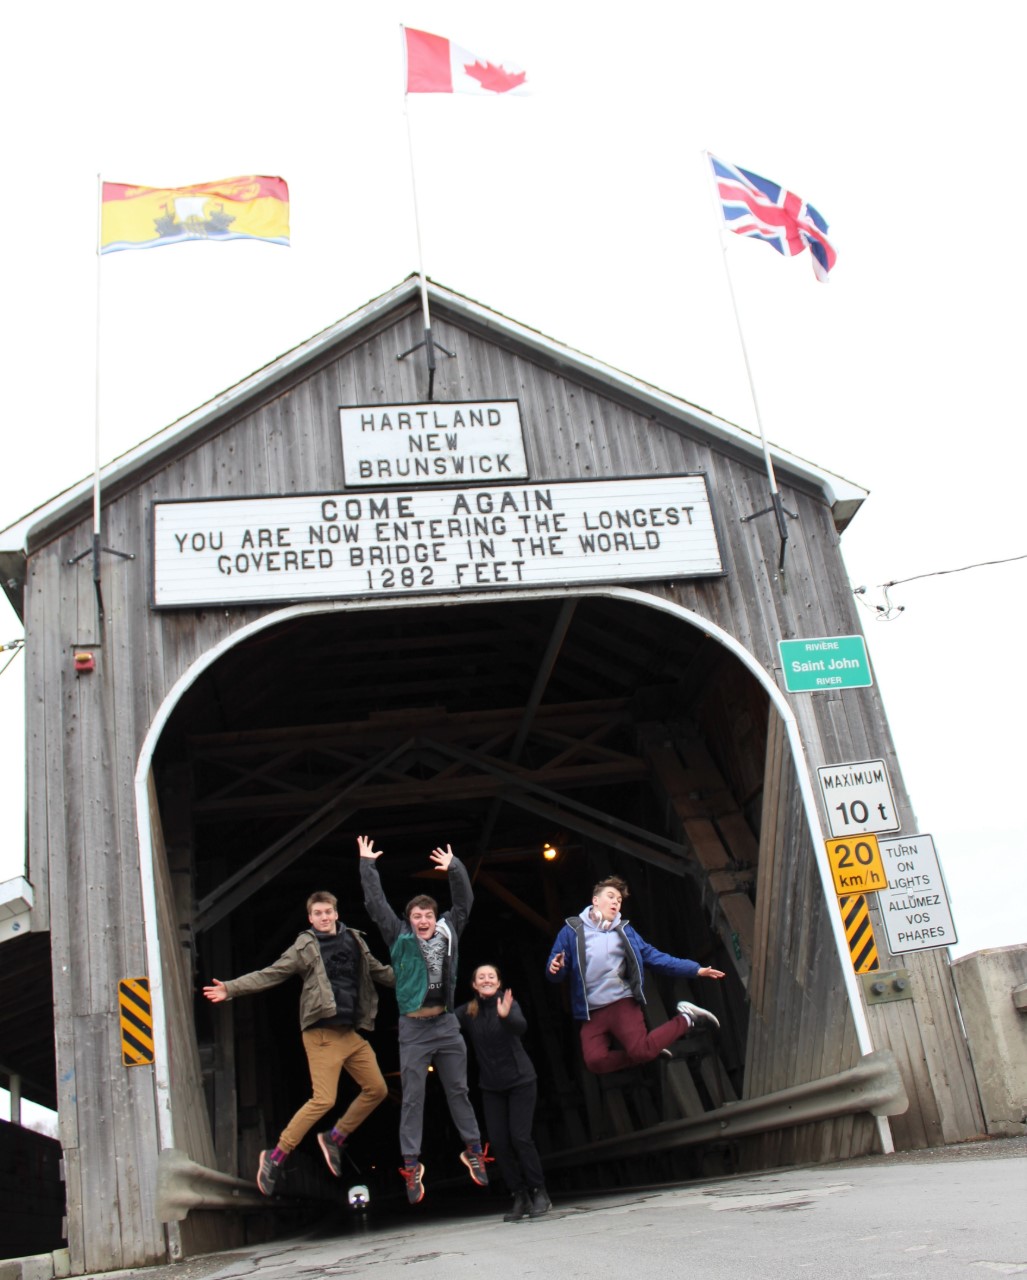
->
[456,992,537,1091]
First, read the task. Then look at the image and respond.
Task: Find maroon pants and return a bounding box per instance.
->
[579,997,689,1074]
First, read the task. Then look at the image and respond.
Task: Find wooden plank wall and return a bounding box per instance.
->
[23,298,983,1267]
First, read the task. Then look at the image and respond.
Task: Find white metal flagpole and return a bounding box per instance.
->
[75,175,134,627]
[93,174,104,573]
[702,150,795,569]
[401,41,452,399]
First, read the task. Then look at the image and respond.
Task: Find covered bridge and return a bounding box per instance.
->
[0,278,983,1272]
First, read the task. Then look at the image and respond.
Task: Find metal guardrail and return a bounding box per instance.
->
[157,1050,907,1221]
[156,1149,270,1221]
[543,1049,908,1169]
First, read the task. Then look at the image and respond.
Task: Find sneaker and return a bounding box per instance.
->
[317,1130,344,1178]
[459,1145,490,1187]
[659,1047,674,1059]
[400,1161,425,1204]
[677,999,720,1030]
[256,1150,284,1197]
[528,1185,552,1218]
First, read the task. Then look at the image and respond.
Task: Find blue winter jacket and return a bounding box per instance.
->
[546,914,701,1021]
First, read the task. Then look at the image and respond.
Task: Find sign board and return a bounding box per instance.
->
[838,894,880,973]
[824,834,887,897]
[340,400,529,487]
[152,475,723,608]
[118,977,155,1067]
[877,833,957,953]
[779,635,872,692]
[817,758,900,837]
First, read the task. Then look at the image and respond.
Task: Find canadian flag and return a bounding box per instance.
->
[403,26,529,96]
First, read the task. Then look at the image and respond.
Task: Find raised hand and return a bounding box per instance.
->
[548,951,566,975]
[430,843,454,871]
[497,988,514,1018]
[357,834,382,860]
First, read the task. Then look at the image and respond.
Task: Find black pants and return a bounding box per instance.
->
[481,1081,545,1193]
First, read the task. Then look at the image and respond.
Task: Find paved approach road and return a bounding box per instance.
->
[90,1138,1027,1280]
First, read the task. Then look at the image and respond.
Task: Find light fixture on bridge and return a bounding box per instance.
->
[542,841,559,862]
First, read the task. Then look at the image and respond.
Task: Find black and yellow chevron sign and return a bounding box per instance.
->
[118,977,155,1067]
[839,894,880,973]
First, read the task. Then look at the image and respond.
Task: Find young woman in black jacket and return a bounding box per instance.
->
[456,964,551,1221]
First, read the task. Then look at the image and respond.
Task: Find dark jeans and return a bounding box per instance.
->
[481,1081,545,1192]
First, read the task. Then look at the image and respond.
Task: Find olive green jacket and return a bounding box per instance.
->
[222,927,394,1032]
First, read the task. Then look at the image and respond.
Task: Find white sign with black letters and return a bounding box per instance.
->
[151,475,722,608]
[817,758,900,837]
[340,400,528,487]
[878,833,957,954]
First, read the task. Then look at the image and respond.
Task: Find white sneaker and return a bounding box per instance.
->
[677,1000,720,1030]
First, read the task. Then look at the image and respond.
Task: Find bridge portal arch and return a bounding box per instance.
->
[133,584,889,1210]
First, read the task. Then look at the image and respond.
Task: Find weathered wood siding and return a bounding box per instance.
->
[23,295,982,1270]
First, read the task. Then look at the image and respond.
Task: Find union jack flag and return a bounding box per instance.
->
[709,154,837,282]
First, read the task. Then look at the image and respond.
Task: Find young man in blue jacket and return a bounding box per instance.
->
[358,835,489,1204]
[546,875,725,1074]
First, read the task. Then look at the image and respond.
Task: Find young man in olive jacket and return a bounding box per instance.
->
[203,889,395,1196]
[358,834,489,1205]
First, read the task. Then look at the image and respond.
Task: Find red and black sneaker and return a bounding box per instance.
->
[400,1161,425,1204]
[459,1145,492,1187]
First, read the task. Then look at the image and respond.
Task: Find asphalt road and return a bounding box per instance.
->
[82,1137,1027,1280]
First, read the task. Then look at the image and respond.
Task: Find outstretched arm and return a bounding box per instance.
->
[202,946,303,1002]
[438,845,474,935]
[357,835,404,948]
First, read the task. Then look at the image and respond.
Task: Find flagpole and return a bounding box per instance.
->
[404,99,435,378]
[92,174,105,616]
[70,176,134,629]
[702,150,795,570]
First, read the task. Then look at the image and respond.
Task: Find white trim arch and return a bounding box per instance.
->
[133,584,890,1159]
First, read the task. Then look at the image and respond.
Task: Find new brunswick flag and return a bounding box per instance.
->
[100,176,289,254]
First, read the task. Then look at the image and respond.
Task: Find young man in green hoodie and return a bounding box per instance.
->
[358,835,489,1205]
[203,889,394,1197]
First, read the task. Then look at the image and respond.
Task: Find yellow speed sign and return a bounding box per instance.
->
[824,834,887,897]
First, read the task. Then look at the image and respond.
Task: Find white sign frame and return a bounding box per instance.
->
[340,400,529,488]
[151,474,724,609]
[817,758,900,837]
[878,833,957,954]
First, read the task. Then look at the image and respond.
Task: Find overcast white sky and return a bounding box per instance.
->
[1,1,1024,964]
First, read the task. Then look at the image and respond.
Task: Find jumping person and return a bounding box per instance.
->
[457,964,551,1222]
[358,835,489,1204]
[202,889,395,1197]
[546,875,725,1074]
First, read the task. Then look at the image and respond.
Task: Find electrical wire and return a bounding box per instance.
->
[0,638,24,678]
[853,553,1027,621]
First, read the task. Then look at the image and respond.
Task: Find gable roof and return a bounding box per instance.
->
[0,275,867,621]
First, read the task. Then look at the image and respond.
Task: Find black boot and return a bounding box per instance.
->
[528,1185,551,1217]
[504,1190,531,1221]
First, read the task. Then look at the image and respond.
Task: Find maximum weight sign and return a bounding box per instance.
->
[817,758,900,838]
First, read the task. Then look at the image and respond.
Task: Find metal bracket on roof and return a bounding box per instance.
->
[397,325,455,401]
[741,491,798,573]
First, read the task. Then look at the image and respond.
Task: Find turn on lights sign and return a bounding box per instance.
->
[151,476,723,608]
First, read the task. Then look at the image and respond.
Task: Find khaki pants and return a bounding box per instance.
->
[278,1026,388,1153]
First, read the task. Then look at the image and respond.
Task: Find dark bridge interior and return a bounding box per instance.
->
[155,595,769,1201]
